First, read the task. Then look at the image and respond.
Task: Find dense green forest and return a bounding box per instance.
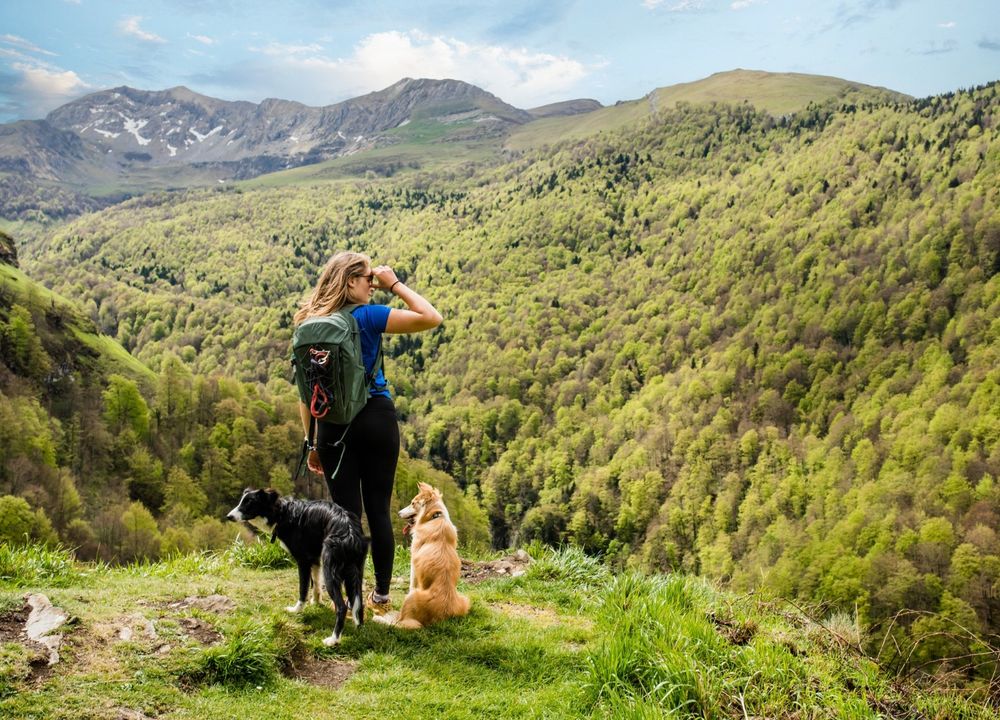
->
[7,82,1000,685]
[0,249,487,563]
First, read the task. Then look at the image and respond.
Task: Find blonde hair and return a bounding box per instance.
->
[294,251,370,325]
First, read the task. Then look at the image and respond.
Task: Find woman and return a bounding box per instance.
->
[293,251,442,609]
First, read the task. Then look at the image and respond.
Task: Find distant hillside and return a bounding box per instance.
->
[650,69,908,115]
[527,99,604,118]
[0,70,912,220]
[506,68,910,150]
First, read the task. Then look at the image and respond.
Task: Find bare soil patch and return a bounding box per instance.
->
[0,601,30,642]
[0,600,56,684]
[709,613,757,646]
[177,616,221,645]
[286,656,357,689]
[461,550,531,582]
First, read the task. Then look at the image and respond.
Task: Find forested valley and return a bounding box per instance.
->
[3,81,999,683]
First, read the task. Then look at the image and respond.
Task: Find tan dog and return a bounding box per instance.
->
[375,482,470,629]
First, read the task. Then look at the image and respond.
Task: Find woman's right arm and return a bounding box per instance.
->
[372,265,442,333]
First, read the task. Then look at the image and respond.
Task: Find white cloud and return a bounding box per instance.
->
[14,62,87,97]
[189,33,216,45]
[243,30,594,108]
[8,61,90,118]
[938,21,956,29]
[732,0,763,9]
[119,16,166,44]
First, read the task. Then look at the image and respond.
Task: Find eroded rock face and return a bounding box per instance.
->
[0,228,17,267]
[25,594,68,666]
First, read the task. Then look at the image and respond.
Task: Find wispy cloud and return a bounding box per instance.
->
[119,16,166,44]
[979,37,1000,52]
[487,1,575,40]
[200,29,596,109]
[188,33,215,46]
[938,21,956,29]
[643,0,705,10]
[731,0,763,9]
[1,34,57,57]
[250,42,323,56]
[909,39,958,56]
[827,0,913,31]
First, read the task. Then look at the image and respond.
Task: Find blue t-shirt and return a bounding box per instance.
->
[351,304,391,398]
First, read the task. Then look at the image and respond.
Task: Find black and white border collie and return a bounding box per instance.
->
[226,488,368,646]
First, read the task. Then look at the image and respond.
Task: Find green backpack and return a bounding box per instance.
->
[291,305,383,426]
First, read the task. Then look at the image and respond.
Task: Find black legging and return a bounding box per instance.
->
[316,395,399,596]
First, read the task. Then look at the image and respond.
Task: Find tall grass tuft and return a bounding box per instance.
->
[120,551,227,579]
[185,614,305,688]
[0,543,79,587]
[525,545,611,588]
[583,572,727,718]
[224,535,293,570]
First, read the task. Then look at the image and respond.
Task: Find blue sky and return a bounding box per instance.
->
[1,0,998,121]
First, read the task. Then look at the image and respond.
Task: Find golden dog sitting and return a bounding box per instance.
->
[375,482,470,629]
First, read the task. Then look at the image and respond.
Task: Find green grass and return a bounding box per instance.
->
[0,544,993,719]
[239,139,501,189]
[505,98,650,151]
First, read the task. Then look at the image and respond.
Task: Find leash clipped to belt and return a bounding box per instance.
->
[293,410,351,495]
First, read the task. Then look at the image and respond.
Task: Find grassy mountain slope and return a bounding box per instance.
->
[1,545,993,718]
[0,259,154,389]
[505,68,910,151]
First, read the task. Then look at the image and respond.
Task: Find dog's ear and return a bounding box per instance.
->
[417,482,438,496]
[264,488,280,501]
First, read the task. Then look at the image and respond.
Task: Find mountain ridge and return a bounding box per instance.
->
[0,69,915,220]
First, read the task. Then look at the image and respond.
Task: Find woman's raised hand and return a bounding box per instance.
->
[372,265,398,289]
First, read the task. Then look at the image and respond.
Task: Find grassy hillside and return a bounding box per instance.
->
[1,544,994,719]
[505,68,908,151]
[0,261,154,388]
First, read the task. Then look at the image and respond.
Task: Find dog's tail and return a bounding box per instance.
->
[343,562,364,627]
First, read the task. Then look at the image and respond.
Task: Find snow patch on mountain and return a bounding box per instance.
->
[121,115,151,146]
[189,126,223,142]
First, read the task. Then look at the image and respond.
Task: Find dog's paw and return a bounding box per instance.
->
[371,611,399,625]
[285,601,305,613]
[321,634,341,646]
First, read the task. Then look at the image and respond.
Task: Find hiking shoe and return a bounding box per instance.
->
[367,590,392,616]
